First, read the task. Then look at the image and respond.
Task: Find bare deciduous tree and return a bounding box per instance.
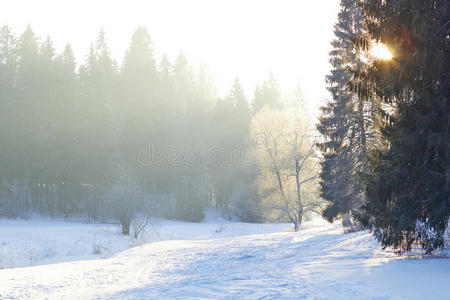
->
[252,106,323,231]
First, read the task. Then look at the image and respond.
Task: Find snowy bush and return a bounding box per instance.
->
[132,215,150,239]
[102,181,144,235]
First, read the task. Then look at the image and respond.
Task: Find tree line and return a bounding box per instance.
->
[0,25,320,232]
[318,0,449,253]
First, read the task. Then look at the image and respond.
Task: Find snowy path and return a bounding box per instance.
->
[1,221,449,299]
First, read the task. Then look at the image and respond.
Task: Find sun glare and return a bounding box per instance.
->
[370,43,393,60]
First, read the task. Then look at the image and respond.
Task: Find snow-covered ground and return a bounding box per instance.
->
[0,212,289,269]
[1,216,449,299]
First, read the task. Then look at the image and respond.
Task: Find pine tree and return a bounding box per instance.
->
[78,30,117,220]
[53,44,81,214]
[0,25,18,182]
[209,78,256,219]
[172,53,211,222]
[228,79,259,220]
[15,25,41,212]
[210,94,235,212]
[230,78,251,138]
[35,35,59,214]
[355,0,449,253]
[0,25,19,216]
[119,27,159,186]
[317,0,368,226]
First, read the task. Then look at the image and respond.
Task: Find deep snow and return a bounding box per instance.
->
[1,217,449,299]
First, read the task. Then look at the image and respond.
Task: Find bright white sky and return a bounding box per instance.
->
[1,0,340,114]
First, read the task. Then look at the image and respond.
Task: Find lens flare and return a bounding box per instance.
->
[370,43,393,60]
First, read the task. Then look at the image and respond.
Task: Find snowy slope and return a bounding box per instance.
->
[1,219,449,299]
[0,214,290,269]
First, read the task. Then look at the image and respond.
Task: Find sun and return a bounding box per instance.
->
[370,43,393,60]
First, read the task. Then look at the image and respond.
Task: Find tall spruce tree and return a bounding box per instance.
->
[15,25,41,212]
[317,0,368,225]
[119,27,159,187]
[53,44,81,215]
[209,78,256,219]
[354,0,449,253]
